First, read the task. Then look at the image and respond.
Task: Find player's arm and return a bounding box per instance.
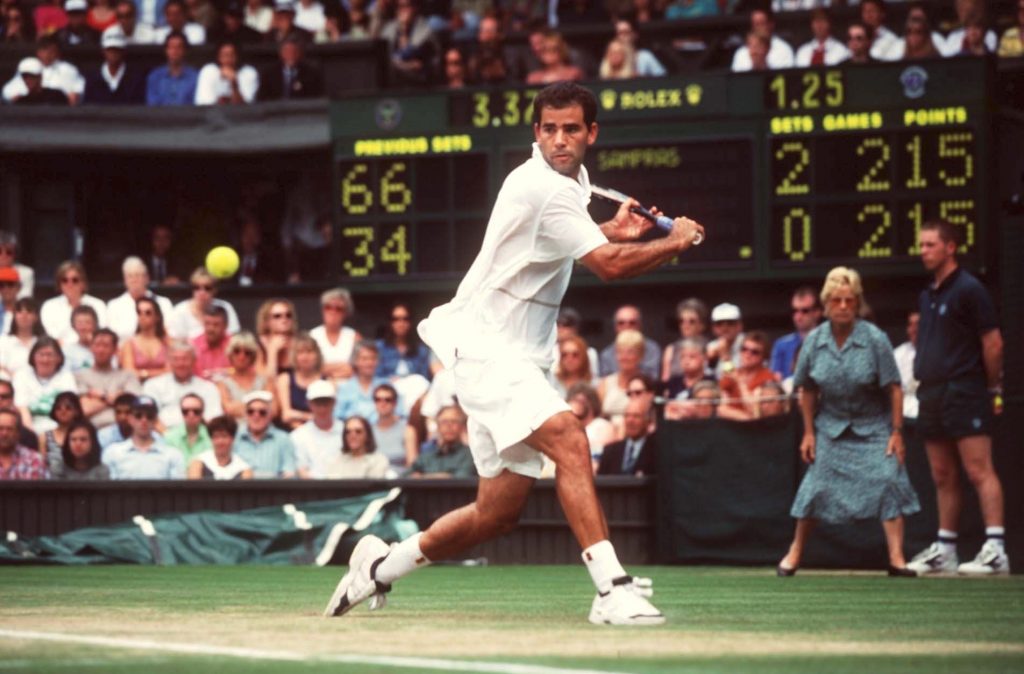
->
[581,215,703,281]
[980,327,1003,390]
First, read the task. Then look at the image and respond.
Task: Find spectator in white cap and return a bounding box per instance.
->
[154,0,206,44]
[106,257,175,340]
[707,302,745,379]
[291,379,341,478]
[6,57,68,105]
[233,389,297,478]
[103,0,157,45]
[56,0,100,46]
[83,29,148,104]
[2,35,84,105]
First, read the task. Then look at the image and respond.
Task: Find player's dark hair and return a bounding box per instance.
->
[532,82,597,129]
[61,419,102,471]
[207,414,238,437]
[921,220,961,248]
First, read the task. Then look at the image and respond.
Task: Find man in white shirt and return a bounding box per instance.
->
[732,7,794,72]
[862,0,900,61]
[795,9,850,67]
[104,0,158,44]
[292,380,342,479]
[893,310,920,420]
[324,82,704,626]
[142,340,223,428]
[2,36,85,105]
[107,257,175,340]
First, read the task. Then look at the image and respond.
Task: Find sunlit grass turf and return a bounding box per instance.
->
[1,565,1021,674]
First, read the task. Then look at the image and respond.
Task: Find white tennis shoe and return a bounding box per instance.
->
[323,534,392,617]
[906,542,959,576]
[958,541,1011,576]
[588,576,665,626]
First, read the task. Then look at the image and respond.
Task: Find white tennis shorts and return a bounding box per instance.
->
[451,355,570,479]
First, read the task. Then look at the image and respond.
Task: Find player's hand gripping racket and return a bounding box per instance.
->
[591,184,704,245]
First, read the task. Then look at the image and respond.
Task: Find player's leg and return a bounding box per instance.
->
[417,469,534,560]
[777,518,815,575]
[524,410,607,548]
[524,411,664,625]
[956,434,1010,575]
[325,471,534,617]
[907,438,961,575]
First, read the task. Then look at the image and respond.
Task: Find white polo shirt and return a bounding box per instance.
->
[291,418,342,478]
[419,143,607,370]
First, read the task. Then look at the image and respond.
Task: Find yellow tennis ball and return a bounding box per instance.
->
[205,246,240,279]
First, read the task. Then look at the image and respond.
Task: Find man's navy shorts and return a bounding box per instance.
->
[917,377,993,440]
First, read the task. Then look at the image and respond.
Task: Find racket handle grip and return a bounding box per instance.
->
[630,208,703,245]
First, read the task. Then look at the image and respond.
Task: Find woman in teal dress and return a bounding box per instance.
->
[778,267,919,577]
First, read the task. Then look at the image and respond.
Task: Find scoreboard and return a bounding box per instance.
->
[329,58,991,285]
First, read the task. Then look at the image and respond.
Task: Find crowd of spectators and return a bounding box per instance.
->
[1,0,1021,103]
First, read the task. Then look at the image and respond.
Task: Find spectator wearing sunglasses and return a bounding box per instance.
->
[164,392,212,464]
[167,267,241,341]
[40,260,107,342]
[233,390,296,478]
[105,395,185,479]
[371,383,417,470]
[770,286,822,380]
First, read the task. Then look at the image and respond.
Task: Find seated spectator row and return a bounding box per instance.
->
[2,0,1021,99]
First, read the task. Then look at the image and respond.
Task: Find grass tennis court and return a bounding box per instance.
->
[0,565,1021,674]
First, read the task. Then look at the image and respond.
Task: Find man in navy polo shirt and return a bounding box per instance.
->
[907,220,1008,576]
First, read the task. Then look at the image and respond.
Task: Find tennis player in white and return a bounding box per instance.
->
[325,82,705,625]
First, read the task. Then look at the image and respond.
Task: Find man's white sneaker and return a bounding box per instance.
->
[958,541,1011,576]
[906,542,959,576]
[323,535,392,617]
[588,577,665,626]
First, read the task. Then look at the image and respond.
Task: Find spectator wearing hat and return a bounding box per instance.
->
[2,36,84,105]
[707,302,744,379]
[142,340,223,428]
[98,392,162,448]
[266,0,312,43]
[103,0,157,45]
[0,267,21,333]
[598,305,661,379]
[291,379,341,478]
[6,58,68,105]
[210,2,263,44]
[83,29,147,104]
[154,0,206,44]
[104,395,185,478]
[146,31,199,105]
[257,31,322,100]
[56,0,100,46]
[195,39,259,104]
[233,390,296,477]
[0,232,34,302]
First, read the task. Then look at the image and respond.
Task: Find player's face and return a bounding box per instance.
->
[919,229,954,272]
[533,104,597,179]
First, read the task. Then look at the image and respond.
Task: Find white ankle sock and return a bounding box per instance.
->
[937,529,958,557]
[582,540,627,594]
[985,527,1005,552]
[375,532,431,585]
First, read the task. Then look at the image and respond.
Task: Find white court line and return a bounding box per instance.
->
[0,629,633,674]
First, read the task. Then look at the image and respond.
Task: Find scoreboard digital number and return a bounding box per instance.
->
[329,59,991,284]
